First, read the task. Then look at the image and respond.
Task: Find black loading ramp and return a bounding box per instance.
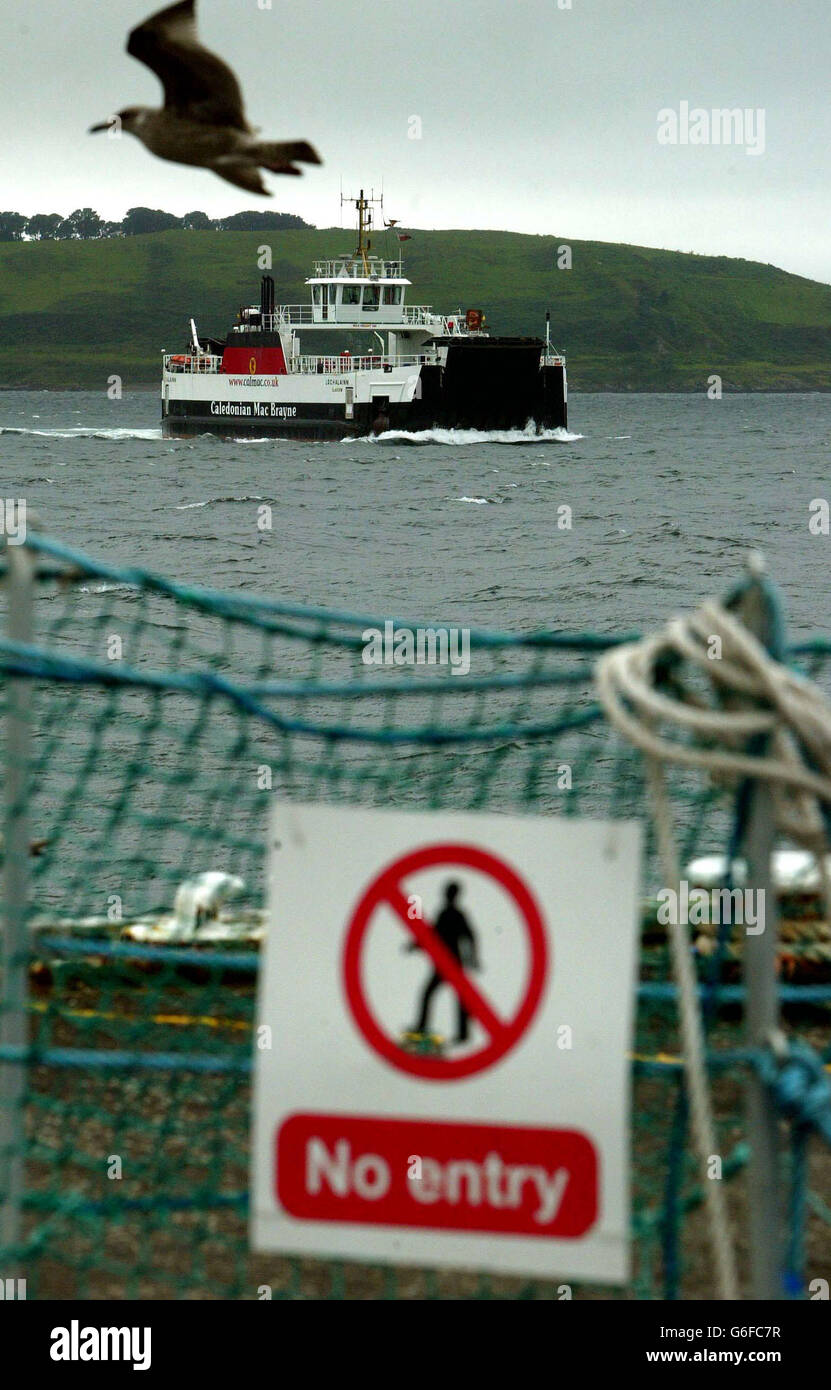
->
[419,338,566,430]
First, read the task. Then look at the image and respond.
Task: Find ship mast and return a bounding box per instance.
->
[341,187,383,275]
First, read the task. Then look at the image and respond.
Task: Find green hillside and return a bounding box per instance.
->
[1,228,830,390]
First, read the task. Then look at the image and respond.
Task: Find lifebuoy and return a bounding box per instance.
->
[249,355,257,374]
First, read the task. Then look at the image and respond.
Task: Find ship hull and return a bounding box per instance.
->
[162,341,567,441]
[162,399,567,441]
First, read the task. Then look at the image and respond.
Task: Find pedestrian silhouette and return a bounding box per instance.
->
[409,881,480,1044]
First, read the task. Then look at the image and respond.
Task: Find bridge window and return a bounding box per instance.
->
[382,286,403,305]
[362,284,380,312]
[342,284,361,307]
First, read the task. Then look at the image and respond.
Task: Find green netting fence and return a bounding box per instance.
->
[1,531,830,1299]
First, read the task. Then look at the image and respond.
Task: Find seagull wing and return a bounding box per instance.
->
[127,0,249,130]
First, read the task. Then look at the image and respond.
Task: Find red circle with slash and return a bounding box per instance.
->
[342,843,549,1080]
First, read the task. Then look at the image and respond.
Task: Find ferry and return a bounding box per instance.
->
[160,191,567,440]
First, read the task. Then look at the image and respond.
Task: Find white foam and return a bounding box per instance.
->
[78,583,135,595]
[175,494,265,510]
[0,426,163,440]
[345,425,583,446]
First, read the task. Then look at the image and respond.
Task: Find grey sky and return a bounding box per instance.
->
[3,0,830,283]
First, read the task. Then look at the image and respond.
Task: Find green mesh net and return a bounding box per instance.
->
[0,533,829,1299]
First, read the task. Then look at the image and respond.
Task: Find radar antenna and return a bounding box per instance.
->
[340,187,384,274]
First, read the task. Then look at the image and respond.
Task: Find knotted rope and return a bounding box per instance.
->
[596,586,831,1301]
[597,599,831,857]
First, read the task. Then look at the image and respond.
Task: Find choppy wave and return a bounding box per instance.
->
[0,426,163,440]
[78,583,137,596]
[345,425,583,446]
[175,494,265,510]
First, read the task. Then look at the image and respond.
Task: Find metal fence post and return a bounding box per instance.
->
[0,534,34,1272]
[735,563,784,1300]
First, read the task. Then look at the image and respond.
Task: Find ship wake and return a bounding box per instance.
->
[346,425,583,447]
[0,427,163,441]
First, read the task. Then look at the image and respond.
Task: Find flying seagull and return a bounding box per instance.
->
[90,0,321,193]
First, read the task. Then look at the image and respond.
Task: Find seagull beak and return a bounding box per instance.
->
[88,121,110,134]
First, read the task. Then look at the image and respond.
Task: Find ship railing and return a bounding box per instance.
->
[162,353,222,375]
[404,309,486,336]
[403,306,450,328]
[293,353,436,375]
[226,309,314,330]
[234,306,468,331]
[270,308,312,327]
[312,258,405,279]
[273,306,441,328]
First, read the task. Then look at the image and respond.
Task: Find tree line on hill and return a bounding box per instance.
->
[0,207,311,240]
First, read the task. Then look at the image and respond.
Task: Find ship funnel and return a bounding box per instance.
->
[260,275,275,317]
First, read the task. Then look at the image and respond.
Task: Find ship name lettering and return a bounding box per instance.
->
[208,401,296,419]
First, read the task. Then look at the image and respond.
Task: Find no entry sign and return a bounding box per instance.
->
[343,842,548,1081]
[252,804,641,1282]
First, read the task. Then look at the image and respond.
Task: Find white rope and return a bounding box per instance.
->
[597,601,831,854]
[645,755,740,1302]
[596,596,831,1301]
